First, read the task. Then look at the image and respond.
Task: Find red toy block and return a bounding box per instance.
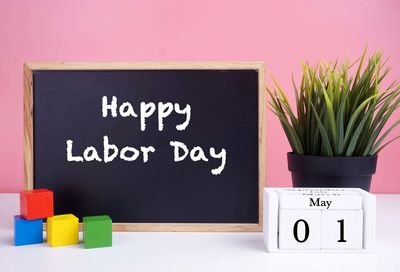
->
[20,189,54,220]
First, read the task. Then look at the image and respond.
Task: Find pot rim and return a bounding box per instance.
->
[287,151,378,176]
[287,152,378,160]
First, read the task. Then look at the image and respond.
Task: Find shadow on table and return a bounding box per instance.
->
[3,234,14,246]
[232,235,266,252]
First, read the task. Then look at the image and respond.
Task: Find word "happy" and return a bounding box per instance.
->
[102,96,191,131]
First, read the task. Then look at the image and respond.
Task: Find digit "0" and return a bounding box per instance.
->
[293,219,310,243]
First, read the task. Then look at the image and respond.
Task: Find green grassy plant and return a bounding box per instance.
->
[267,48,400,156]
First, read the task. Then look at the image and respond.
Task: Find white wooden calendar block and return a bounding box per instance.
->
[279,189,362,210]
[263,188,376,253]
[321,209,363,249]
[278,209,321,249]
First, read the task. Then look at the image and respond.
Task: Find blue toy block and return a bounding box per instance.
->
[14,215,43,246]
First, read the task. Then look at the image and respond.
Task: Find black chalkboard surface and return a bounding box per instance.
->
[24,63,265,231]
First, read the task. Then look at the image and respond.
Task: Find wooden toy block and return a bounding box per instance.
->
[321,209,363,249]
[47,214,79,247]
[14,215,43,246]
[83,215,112,249]
[20,189,54,220]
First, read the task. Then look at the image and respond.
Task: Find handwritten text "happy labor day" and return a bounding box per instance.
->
[66,96,227,175]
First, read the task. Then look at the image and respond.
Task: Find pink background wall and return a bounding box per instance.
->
[0,0,399,193]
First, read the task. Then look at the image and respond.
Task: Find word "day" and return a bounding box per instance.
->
[66,136,227,175]
[102,96,191,131]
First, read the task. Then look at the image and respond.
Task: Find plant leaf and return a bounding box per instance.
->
[370,119,400,154]
[374,135,400,154]
[309,100,333,156]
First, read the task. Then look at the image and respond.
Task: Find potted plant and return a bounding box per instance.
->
[267,49,400,191]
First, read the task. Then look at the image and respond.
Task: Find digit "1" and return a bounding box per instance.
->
[337,219,347,243]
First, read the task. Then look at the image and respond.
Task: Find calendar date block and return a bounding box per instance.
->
[263,188,375,253]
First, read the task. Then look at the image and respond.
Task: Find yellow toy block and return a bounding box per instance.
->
[47,214,79,247]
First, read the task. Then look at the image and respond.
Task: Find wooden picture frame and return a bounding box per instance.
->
[23,62,266,232]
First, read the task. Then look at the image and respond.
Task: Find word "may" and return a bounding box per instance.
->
[309,198,332,209]
[102,96,191,131]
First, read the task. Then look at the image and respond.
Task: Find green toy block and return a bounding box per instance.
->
[83,215,112,249]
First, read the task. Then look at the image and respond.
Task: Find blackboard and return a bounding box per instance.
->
[24,62,265,231]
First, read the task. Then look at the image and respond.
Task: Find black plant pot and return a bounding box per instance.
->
[287,153,377,192]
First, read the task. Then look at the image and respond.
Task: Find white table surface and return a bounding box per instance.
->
[0,193,399,272]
